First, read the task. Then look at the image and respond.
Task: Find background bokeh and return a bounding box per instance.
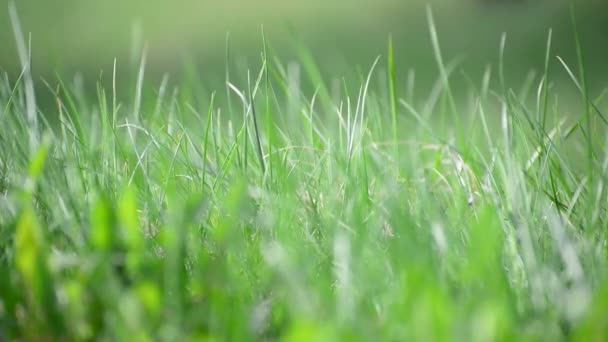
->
[1,0,607,94]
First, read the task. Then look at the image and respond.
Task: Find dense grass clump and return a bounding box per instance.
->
[1,11,608,341]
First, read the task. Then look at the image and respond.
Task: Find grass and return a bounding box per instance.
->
[1,7,608,341]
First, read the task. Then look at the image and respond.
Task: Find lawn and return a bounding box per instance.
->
[1,5,608,341]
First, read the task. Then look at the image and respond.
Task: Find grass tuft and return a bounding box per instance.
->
[0,9,608,341]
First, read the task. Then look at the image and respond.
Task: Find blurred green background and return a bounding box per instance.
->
[1,0,607,93]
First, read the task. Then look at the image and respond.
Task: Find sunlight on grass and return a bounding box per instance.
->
[1,4,608,341]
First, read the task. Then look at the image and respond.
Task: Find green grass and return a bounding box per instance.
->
[2,8,608,341]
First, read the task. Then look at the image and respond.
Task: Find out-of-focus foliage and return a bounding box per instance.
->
[1,0,606,80]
